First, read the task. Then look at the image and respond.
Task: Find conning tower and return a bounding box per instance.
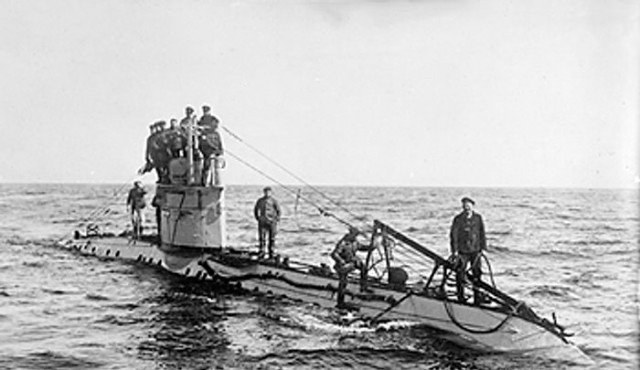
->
[155,117,226,249]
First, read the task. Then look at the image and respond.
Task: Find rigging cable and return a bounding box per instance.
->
[478,252,497,288]
[443,298,518,334]
[83,173,142,222]
[56,173,143,243]
[221,125,367,223]
[224,148,356,230]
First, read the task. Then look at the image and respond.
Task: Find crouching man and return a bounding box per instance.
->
[331,227,374,309]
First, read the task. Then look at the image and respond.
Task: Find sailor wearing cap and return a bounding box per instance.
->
[331,227,374,309]
[179,106,196,129]
[197,104,223,185]
[253,186,281,259]
[198,105,219,131]
[449,196,487,304]
[126,181,147,241]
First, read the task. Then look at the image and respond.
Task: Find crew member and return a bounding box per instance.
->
[449,197,487,304]
[331,227,374,309]
[197,105,224,185]
[179,106,196,129]
[167,118,186,158]
[126,181,147,241]
[198,105,219,131]
[151,121,171,183]
[253,187,281,259]
[140,123,159,175]
[179,106,203,175]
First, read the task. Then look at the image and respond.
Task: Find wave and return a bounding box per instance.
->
[4,236,30,246]
[577,224,629,232]
[537,249,589,258]
[561,239,626,246]
[555,213,586,221]
[511,203,539,210]
[562,273,603,289]
[107,302,140,310]
[51,218,80,224]
[22,190,49,196]
[486,244,512,253]
[94,314,146,326]
[85,293,110,301]
[404,226,423,233]
[41,288,76,295]
[4,235,63,247]
[494,247,588,259]
[495,268,520,277]
[22,261,45,268]
[486,230,512,236]
[0,351,104,370]
[526,285,577,300]
[281,226,334,234]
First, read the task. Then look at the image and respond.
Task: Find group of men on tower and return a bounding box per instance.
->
[141,105,223,185]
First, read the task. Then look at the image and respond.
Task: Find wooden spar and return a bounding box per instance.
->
[373,220,521,308]
[374,219,449,265]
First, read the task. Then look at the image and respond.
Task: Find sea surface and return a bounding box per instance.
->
[0,183,637,370]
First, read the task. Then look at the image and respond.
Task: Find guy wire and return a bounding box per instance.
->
[221,125,365,222]
[224,148,357,230]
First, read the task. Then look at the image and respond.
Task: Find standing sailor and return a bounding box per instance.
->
[253,187,281,259]
[167,118,186,158]
[179,106,196,129]
[126,181,147,241]
[449,197,486,304]
[140,123,158,176]
[198,105,219,131]
[151,121,171,184]
[197,105,224,185]
[331,227,374,309]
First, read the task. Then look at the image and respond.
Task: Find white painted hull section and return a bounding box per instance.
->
[59,237,592,365]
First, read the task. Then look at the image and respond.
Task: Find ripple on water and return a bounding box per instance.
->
[0,351,104,370]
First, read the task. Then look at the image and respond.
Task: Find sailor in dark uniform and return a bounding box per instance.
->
[179,106,203,170]
[150,121,171,183]
[141,123,158,175]
[198,105,219,131]
[197,105,224,185]
[167,118,186,158]
[180,106,196,129]
[449,197,487,304]
[126,181,147,240]
[331,227,374,308]
[253,187,281,259]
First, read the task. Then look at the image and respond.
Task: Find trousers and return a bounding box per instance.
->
[258,221,277,257]
[455,252,483,304]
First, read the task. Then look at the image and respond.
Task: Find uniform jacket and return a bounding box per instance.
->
[199,131,223,156]
[127,187,147,210]
[450,211,486,254]
[331,234,374,266]
[198,114,219,132]
[331,237,362,265]
[254,196,281,224]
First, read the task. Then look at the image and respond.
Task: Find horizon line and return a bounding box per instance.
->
[0,181,637,191]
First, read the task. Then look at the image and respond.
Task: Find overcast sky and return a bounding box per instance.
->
[1,0,638,188]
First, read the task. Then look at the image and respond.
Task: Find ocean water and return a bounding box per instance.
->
[0,183,637,370]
